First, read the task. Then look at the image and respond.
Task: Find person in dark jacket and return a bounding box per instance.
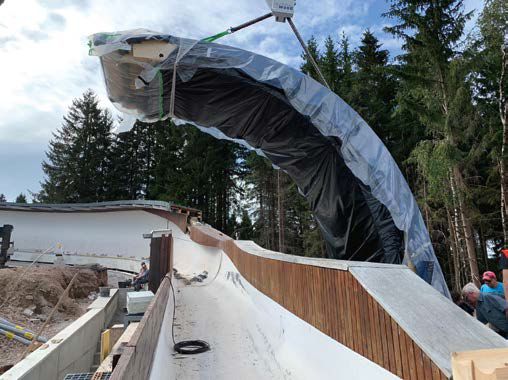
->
[463,282,508,338]
[451,290,474,316]
[132,262,149,291]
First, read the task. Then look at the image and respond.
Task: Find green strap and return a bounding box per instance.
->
[201,30,230,43]
[158,70,164,120]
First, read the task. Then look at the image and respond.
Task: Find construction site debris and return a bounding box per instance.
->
[0,265,105,370]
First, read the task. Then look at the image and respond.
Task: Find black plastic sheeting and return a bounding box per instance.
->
[163,68,404,263]
[89,30,449,296]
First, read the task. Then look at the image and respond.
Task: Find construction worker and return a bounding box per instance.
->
[132,262,150,291]
[463,282,508,338]
[480,271,505,297]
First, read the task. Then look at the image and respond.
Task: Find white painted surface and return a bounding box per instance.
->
[3,209,193,271]
[0,210,171,260]
[127,291,154,314]
[149,238,398,380]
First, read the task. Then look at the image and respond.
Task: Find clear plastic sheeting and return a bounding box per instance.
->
[89,29,450,297]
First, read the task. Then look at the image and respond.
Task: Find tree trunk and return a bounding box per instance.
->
[452,167,480,287]
[499,43,508,244]
[478,224,489,271]
[446,206,461,292]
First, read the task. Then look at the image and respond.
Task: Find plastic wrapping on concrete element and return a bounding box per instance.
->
[126,291,154,314]
[89,29,449,296]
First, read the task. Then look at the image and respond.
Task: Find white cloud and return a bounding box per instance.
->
[0,0,483,200]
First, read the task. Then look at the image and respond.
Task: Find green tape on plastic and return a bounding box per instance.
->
[201,30,230,43]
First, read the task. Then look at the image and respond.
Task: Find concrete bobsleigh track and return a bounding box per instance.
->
[2,202,508,379]
[150,231,399,379]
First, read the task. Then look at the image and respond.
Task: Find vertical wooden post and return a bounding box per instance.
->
[100,329,111,362]
[148,232,173,293]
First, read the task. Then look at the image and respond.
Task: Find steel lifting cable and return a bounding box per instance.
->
[201,12,274,43]
[286,17,330,89]
[160,12,330,122]
[159,12,275,123]
[201,13,330,89]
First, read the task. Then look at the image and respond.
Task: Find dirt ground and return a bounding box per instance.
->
[0,265,105,370]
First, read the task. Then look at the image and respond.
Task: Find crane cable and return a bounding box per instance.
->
[159,12,330,125]
[200,13,330,89]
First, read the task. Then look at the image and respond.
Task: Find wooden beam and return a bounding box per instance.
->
[452,348,508,380]
[132,40,177,62]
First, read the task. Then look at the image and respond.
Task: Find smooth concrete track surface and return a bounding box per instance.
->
[149,231,399,380]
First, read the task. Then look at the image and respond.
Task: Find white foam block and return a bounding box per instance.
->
[127,290,154,314]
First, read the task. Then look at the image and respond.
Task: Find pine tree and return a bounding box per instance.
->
[0,194,6,203]
[321,36,340,92]
[351,30,396,144]
[384,0,479,287]
[15,193,27,203]
[300,36,321,81]
[336,32,354,101]
[40,90,114,203]
[237,210,254,240]
[473,0,508,244]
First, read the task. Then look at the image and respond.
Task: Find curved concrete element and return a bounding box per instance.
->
[149,235,398,379]
[0,206,189,271]
[189,225,508,379]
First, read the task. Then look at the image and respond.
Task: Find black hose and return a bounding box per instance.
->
[174,340,210,354]
[169,277,211,355]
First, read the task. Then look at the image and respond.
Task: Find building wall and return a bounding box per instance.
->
[0,210,173,261]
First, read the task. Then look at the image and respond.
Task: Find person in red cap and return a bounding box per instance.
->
[480,271,505,297]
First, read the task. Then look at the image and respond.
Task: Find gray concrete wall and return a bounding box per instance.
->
[1,290,118,380]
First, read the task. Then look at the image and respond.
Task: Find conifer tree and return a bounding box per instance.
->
[351,30,396,143]
[337,32,353,99]
[15,193,27,203]
[321,35,340,92]
[300,36,321,81]
[384,0,480,286]
[40,90,114,203]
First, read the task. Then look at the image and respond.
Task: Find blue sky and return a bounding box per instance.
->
[0,0,483,202]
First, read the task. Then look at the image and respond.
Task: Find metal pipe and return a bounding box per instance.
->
[0,327,31,345]
[230,12,273,33]
[287,17,330,89]
[0,322,47,343]
[0,317,38,335]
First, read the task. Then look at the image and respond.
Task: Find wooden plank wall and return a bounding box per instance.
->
[149,234,173,293]
[110,275,171,380]
[190,226,448,380]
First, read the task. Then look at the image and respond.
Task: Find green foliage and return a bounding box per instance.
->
[40,89,114,203]
[300,36,320,80]
[15,193,27,203]
[36,0,508,272]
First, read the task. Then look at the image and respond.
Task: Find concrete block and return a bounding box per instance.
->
[126,291,154,314]
[34,351,59,380]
